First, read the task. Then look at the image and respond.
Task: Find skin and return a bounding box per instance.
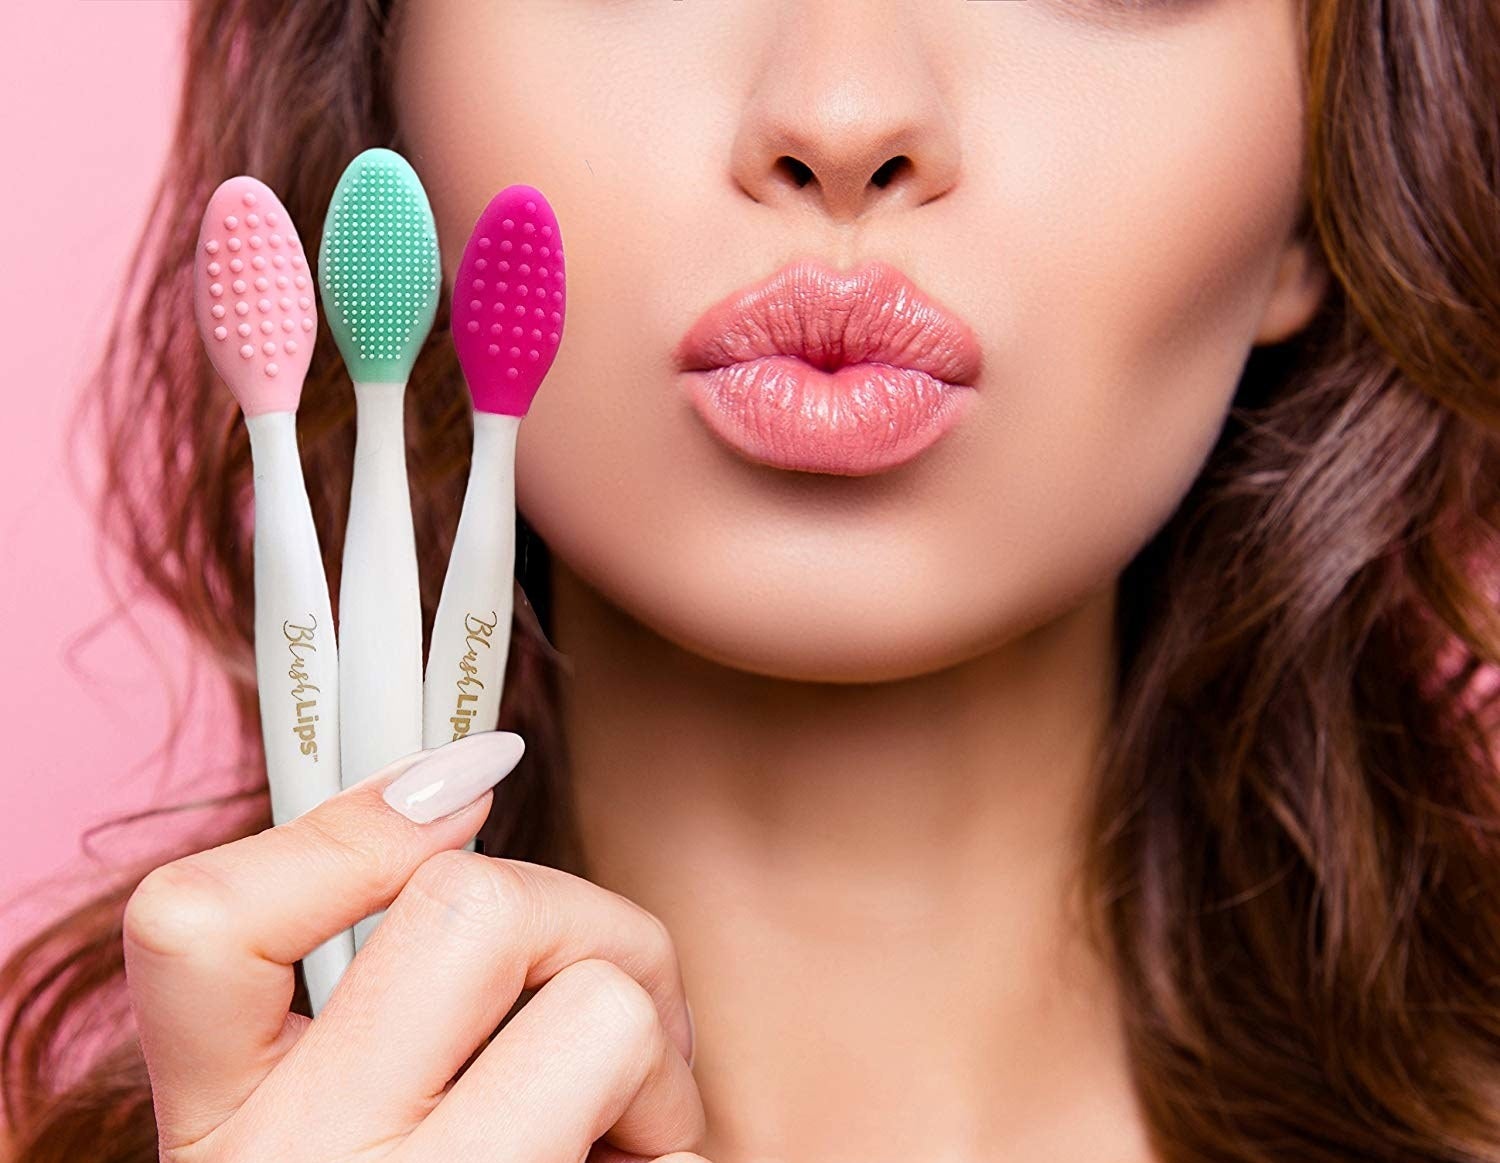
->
[124,1,1328,1160]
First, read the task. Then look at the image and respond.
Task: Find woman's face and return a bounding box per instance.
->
[393,0,1325,683]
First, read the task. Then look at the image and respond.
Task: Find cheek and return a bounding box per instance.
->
[392,0,717,494]
[935,3,1308,635]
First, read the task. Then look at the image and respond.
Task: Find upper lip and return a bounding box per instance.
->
[674,259,982,387]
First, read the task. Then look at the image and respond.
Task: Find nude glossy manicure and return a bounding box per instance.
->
[382,731,525,823]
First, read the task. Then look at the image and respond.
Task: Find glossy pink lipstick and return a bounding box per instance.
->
[674,259,982,476]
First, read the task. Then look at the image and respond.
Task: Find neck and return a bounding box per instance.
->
[551,561,1149,1162]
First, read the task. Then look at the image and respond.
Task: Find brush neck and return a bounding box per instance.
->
[472,410,522,466]
[244,410,299,476]
[352,380,407,428]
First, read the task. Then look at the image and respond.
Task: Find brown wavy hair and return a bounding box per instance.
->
[5,1,1500,1159]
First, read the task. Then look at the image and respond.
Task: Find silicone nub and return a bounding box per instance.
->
[318,148,442,384]
[451,185,566,417]
[194,176,317,416]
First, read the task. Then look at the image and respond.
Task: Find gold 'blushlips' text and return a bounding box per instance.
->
[449,611,499,742]
[284,616,322,761]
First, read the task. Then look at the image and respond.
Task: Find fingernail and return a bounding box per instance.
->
[685,999,697,1069]
[382,731,525,823]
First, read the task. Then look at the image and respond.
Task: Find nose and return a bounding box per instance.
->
[728,1,962,224]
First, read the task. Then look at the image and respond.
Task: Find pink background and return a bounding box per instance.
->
[1,3,229,943]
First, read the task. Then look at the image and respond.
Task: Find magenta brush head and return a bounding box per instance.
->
[450,184,566,417]
[194,176,317,416]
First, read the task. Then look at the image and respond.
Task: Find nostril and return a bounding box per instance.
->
[776,156,815,188]
[871,155,911,189]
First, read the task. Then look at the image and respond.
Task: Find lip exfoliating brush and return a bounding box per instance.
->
[424,186,566,776]
[194,176,352,1013]
[318,149,442,793]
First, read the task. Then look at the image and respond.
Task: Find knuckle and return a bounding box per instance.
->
[402,850,528,934]
[634,902,680,970]
[123,858,237,959]
[614,897,687,1012]
[558,958,662,1047]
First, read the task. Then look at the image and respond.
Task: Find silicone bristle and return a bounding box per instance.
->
[194,176,317,416]
[318,148,441,383]
[451,185,566,416]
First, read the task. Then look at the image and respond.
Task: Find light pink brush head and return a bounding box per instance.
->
[194,176,317,416]
[451,184,566,416]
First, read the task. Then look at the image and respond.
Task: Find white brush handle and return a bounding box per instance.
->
[341,382,424,950]
[245,412,353,1015]
[425,412,520,852]
[425,413,519,748]
[339,381,424,785]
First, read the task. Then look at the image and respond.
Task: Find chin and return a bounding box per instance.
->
[559,531,1069,686]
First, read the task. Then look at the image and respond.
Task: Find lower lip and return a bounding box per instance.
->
[684,355,975,477]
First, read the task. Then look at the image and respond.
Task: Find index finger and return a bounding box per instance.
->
[122,730,523,1151]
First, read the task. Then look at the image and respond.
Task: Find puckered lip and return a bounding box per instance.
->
[673,258,982,388]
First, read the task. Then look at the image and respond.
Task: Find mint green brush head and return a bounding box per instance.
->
[318,148,441,383]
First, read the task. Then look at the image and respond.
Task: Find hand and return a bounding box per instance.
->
[122,731,706,1161]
